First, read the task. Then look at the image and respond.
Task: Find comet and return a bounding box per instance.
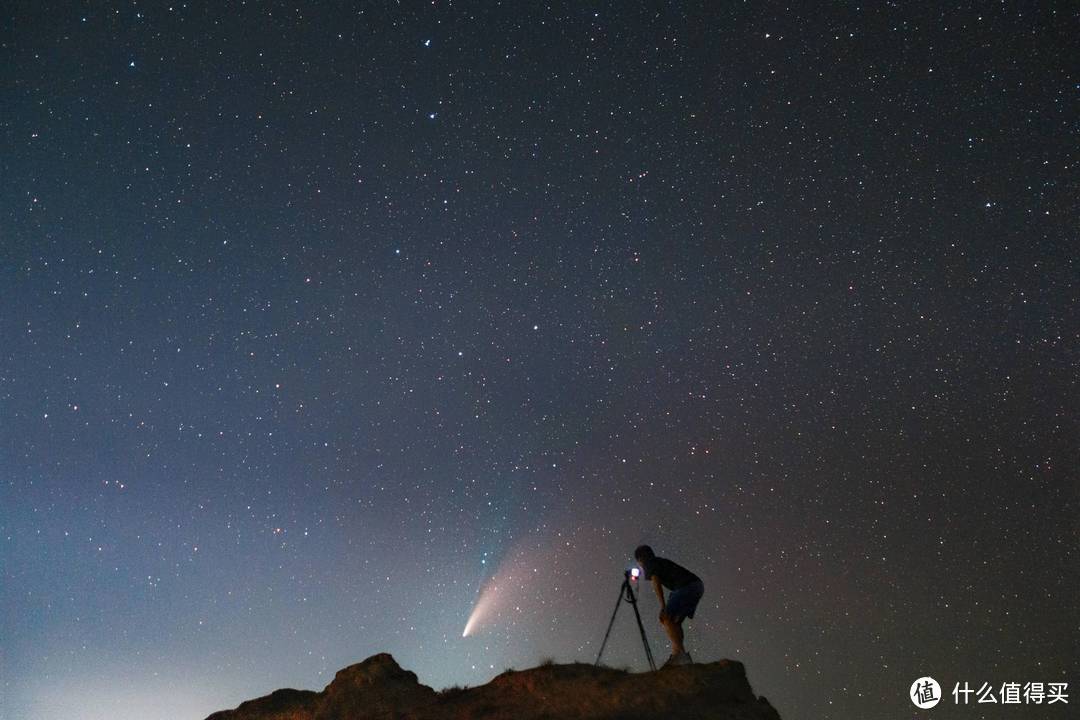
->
[462,580,500,637]
[461,543,546,637]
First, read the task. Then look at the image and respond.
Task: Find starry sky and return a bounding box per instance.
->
[1,3,1076,720]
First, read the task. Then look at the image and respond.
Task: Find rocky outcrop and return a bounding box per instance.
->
[205,653,782,720]
[205,654,436,720]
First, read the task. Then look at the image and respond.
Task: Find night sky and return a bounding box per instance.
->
[2,3,1076,720]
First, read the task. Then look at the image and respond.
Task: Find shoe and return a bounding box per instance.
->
[662,651,692,668]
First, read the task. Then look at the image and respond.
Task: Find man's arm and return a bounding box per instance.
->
[652,575,666,611]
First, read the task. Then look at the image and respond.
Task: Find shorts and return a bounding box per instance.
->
[666,579,704,621]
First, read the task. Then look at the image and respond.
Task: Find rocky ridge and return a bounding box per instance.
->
[205,652,782,720]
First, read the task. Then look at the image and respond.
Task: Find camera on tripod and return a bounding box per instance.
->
[595,566,656,671]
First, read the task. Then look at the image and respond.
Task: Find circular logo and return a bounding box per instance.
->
[910,677,942,709]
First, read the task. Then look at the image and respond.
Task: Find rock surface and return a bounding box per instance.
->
[205,653,782,720]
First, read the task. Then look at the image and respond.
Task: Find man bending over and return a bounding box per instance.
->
[634,545,704,667]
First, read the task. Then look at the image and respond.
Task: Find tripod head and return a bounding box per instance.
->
[622,568,641,601]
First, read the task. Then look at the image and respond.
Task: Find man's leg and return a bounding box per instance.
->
[661,615,686,656]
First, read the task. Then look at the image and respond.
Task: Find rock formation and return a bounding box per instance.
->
[205,653,782,720]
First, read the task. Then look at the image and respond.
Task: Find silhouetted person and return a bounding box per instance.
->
[634,545,704,667]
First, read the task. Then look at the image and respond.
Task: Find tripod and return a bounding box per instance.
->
[595,569,657,671]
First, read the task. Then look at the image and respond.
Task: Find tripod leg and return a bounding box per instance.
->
[595,580,629,666]
[628,586,657,671]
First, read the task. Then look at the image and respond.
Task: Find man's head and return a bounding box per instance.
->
[634,545,655,564]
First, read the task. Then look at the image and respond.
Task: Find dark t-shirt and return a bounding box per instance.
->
[641,556,700,590]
